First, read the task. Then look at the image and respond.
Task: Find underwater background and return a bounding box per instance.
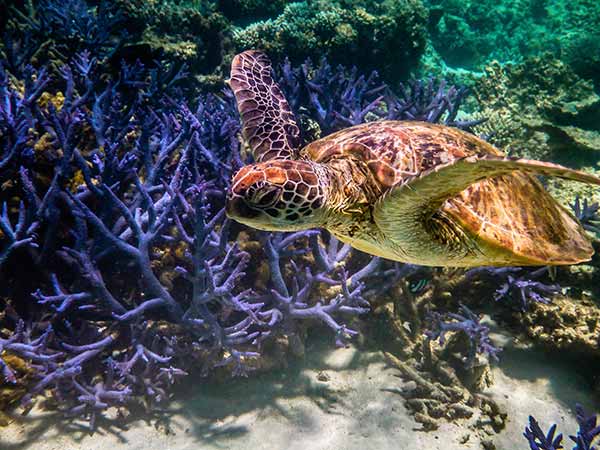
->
[1,0,600,449]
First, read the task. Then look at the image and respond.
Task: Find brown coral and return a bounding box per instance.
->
[369,275,506,433]
[0,352,35,427]
[521,297,600,358]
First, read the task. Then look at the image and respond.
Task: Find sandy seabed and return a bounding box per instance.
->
[0,328,594,450]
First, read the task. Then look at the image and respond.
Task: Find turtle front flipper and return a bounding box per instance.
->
[229,50,301,162]
[374,155,600,266]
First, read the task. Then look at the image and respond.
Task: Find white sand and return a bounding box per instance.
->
[1,331,594,450]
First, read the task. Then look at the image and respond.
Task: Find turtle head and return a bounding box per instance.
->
[226,160,327,231]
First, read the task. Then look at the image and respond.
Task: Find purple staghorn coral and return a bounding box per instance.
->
[261,232,372,347]
[0,48,404,428]
[525,404,600,450]
[391,77,485,129]
[465,266,561,311]
[426,304,501,367]
[525,416,565,450]
[0,196,39,266]
[570,404,600,450]
[276,56,480,137]
[571,195,600,235]
[0,53,243,427]
[0,320,62,385]
[1,0,127,75]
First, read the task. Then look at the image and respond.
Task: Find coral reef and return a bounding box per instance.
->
[465,267,562,311]
[1,0,230,85]
[112,0,231,75]
[232,0,428,81]
[520,296,600,359]
[0,49,387,428]
[365,269,507,433]
[471,55,600,159]
[572,195,600,236]
[0,8,479,429]
[1,0,600,443]
[468,54,600,207]
[276,56,481,139]
[426,304,501,367]
[217,0,289,22]
[459,264,600,380]
[0,0,127,74]
[376,263,600,437]
[0,349,35,426]
[1,0,429,86]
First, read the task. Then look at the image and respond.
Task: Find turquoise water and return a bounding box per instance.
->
[1,1,600,449]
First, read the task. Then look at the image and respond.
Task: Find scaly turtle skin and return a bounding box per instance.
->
[225,50,600,267]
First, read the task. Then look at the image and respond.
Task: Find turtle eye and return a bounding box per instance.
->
[252,185,281,208]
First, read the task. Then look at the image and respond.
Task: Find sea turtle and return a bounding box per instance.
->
[225,50,600,267]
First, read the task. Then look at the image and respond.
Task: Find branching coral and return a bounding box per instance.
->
[392,78,484,129]
[570,404,600,450]
[372,272,507,433]
[571,195,600,236]
[276,56,480,138]
[3,1,597,442]
[261,232,372,348]
[1,0,127,75]
[0,35,496,430]
[466,267,561,311]
[426,304,501,367]
[525,404,600,450]
[0,198,39,266]
[524,416,564,450]
[1,47,425,428]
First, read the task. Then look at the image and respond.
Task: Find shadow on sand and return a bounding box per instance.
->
[0,331,380,449]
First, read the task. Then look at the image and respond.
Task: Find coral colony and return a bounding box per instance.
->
[425,304,501,367]
[524,404,600,450]
[465,266,562,311]
[0,0,598,445]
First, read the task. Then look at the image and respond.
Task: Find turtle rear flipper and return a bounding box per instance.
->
[229,50,301,162]
[374,155,600,265]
